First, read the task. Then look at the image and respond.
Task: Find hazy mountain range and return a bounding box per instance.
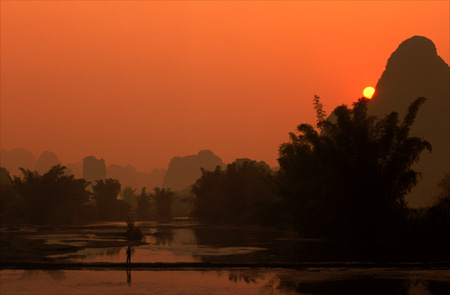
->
[0,148,270,194]
[0,148,166,191]
[162,150,226,191]
[1,35,448,207]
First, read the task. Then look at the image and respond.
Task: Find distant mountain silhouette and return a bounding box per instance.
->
[369,36,450,207]
[0,148,167,190]
[163,150,225,191]
[35,151,61,174]
[66,162,83,178]
[107,164,165,191]
[0,148,36,176]
[83,156,107,182]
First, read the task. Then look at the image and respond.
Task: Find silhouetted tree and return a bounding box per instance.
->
[422,173,450,257]
[278,96,431,251]
[192,160,282,225]
[152,187,174,222]
[12,165,91,224]
[0,167,21,223]
[92,178,128,220]
[171,188,195,217]
[122,186,138,211]
[136,187,152,220]
[430,173,450,223]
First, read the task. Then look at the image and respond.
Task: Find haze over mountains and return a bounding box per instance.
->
[369,36,450,207]
[0,148,167,190]
[0,148,231,192]
[1,35,447,207]
[0,148,36,177]
[1,147,273,195]
[162,150,225,191]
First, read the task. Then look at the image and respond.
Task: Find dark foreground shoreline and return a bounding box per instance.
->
[2,261,450,270]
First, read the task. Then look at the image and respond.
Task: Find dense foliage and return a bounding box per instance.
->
[152,187,174,222]
[417,173,450,258]
[122,186,138,211]
[278,96,431,251]
[92,178,129,220]
[191,159,282,225]
[9,165,92,224]
[134,187,175,221]
[136,187,152,220]
[0,166,133,224]
[1,95,448,261]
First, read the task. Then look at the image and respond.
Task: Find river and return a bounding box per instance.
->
[1,222,449,294]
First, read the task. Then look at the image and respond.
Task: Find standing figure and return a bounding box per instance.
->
[126,246,132,264]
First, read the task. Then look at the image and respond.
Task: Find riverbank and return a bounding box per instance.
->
[1,222,449,265]
[0,225,147,262]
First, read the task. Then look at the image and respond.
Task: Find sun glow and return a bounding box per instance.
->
[363,86,375,99]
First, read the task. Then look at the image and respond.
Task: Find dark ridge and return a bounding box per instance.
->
[162,150,225,191]
[369,35,450,207]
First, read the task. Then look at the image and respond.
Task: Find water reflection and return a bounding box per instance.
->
[42,223,295,263]
[289,278,411,295]
[224,269,450,295]
[126,268,132,286]
[425,280,450,295]
[227,270,266,284]
[75,247,123,262]
[153,226,174,246]
[282,278,450,295]
[194,227,246,247]
[21,270,66,281]
[2,269,450,295]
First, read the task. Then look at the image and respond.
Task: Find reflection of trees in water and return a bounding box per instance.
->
[21,270,66,281]
[227,270,266,284]
[154,226,174,246]
[275,278,450,295]
[221,270,450,295]
[192,226,295,248]
[88,247,122,258]
[265,277,410,294]
[192,226,304,263]
[291,278,411,295]
[193,228,247,247]
[423,280,450,295]
[105,247,121,256]
[262,276,294,294]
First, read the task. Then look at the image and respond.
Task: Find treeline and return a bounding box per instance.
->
[190,97,450,259]
[1,96,449,259]
[0,166,176,224]
[192,160,283,225]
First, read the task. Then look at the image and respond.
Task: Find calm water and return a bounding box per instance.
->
[3,222,450,294]
[1,268,450,295]
[40,222,287,263]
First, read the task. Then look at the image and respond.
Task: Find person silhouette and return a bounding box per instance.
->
[126,246,132,264]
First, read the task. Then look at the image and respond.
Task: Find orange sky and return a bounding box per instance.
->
[1,1,449,171]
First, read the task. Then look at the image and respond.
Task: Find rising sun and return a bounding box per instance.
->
[363,86,375,99]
